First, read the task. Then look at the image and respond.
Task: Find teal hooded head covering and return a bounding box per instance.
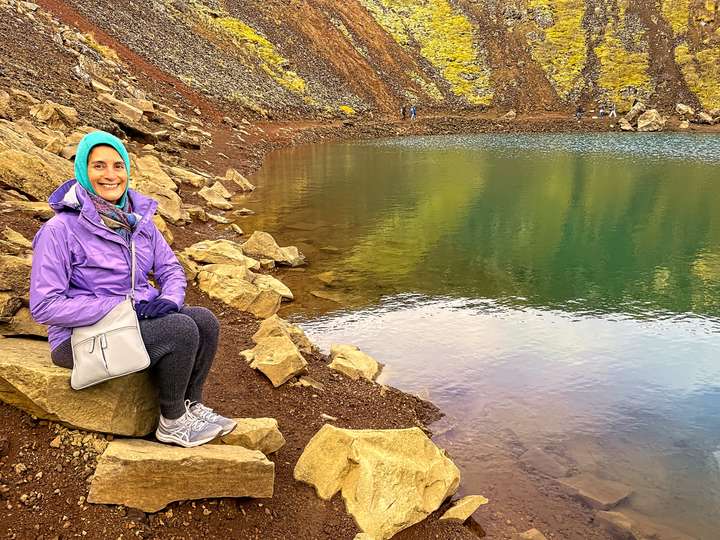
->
[74,131,131,208]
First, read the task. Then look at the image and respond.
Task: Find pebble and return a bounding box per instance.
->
[14,463,27,475]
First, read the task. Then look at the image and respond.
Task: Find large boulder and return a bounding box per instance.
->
[252,314,314,355]
[0,339,158,436]
[98,93,144,123]
[29,100,79,132]
[0,308,48,337]
[636,109,666,132]
[294,425,461,540]
[88,439,274,512]
[328,344,382,382]
[167,165,208,188]
[250,272,294,301]
[13,119,66,154]
[222,168,255,192]
[241,231,305,267]
[197,263,281,318]
[694,111,715,125]
[0,255,32,296]
[130,154,185,223]
[241,335,308,387]
[675,103,694,117]
[199,182,233,210]
[0,146,73,201]
[183,239,258,268]
[624,101,646,124]
[132,154,178,192]
[618,118,634,131]
[212,417,286,455]
[0,292,23,319]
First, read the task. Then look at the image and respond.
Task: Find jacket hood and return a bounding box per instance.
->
[48,180,156,224]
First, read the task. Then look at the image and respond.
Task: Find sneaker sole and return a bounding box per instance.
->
[155,429,222,448]
[219,421,238,437]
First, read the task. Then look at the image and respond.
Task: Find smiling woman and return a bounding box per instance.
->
[29,130,236,448]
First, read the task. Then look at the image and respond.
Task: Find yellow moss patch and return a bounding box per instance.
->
[595,2,652,110]
[360,0,492,105]
[661,0,690,35]
[675,43,720,110]
[210,16,306,94]
[84,33,120,63]
[339,105,356,115]
[408,71,444,102]
[527,0,587,99]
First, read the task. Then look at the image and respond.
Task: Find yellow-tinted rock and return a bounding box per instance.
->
[152,215,173,246]
[0,339,158,436]
[29,100,79,132]
[328,344,382,381]
[0,255,31,295]
[0,148,73,201]
[197,264,281,318]
[252,314,314,355]
[241,335,307,387]
[0,292,22,319]
[168,166,208,188]
[637,109,666,132]
[439,495,489,521]
[199,182,233,210]
[251,273,294,301]
[88,439,274,512]
[223,168,255,191]
[0,200,54,220]
[184,239,259,269]
[0,308,47,337]
[213,417,285,455]
[241,231,305,267]
[515,529,549,540]
[294,424,461,540]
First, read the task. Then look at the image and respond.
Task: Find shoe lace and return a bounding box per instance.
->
[169,402,211,441]
[187,400,219,422]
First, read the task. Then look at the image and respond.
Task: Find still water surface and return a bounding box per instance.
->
[244,134,720,538]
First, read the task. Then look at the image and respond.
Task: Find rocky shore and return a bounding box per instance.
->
[1,1,717,538]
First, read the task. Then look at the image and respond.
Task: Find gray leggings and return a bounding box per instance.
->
[51,306,220,419]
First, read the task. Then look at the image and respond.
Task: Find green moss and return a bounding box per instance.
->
[595,1,652,110]
[360,0,493,105]
[675,43,720,110]
[662,0,690,34]
[527,0,587,99]
[210,16,306,94]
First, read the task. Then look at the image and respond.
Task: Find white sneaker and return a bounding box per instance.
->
[189,401,237,436]
[155,402,223,447]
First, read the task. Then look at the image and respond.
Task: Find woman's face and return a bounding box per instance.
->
[87,145,128,204]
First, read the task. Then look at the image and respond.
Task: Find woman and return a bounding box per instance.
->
[30,130,235,447]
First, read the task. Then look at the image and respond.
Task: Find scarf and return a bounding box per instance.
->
[87,190,137,244]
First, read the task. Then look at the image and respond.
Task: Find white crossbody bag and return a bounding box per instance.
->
[70,239,151,390]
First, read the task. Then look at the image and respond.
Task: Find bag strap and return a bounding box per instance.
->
[130,238,136,301]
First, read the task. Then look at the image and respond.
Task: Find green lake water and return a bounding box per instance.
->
[243,134,720,538]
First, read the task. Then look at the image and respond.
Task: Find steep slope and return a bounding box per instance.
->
[37,0,720,117]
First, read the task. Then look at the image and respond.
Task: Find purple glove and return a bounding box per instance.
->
[135,298,179,319]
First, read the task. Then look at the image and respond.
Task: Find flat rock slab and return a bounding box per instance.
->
[88,439,274,512]
[520,447,569,478]
[440,495,489,521]
[595,510,697,540]
[558,473,632,510]
[0,338,158,436]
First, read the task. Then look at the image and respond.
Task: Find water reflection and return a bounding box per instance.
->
[244,134,720,538]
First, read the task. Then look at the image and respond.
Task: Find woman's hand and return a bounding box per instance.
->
[135,299,179,319]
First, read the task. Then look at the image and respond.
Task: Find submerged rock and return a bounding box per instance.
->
[294,424,460,540]
[88,439,274,512]
[558,473,632,510]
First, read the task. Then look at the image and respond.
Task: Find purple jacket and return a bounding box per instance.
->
[30,180,186,350]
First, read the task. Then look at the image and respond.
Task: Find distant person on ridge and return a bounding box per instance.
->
[575,104,584,122]
[29,131,236,448]
[599,105,605,118]
[401,105,407,120]
[609,103,617,118]
[410,105,417,120]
